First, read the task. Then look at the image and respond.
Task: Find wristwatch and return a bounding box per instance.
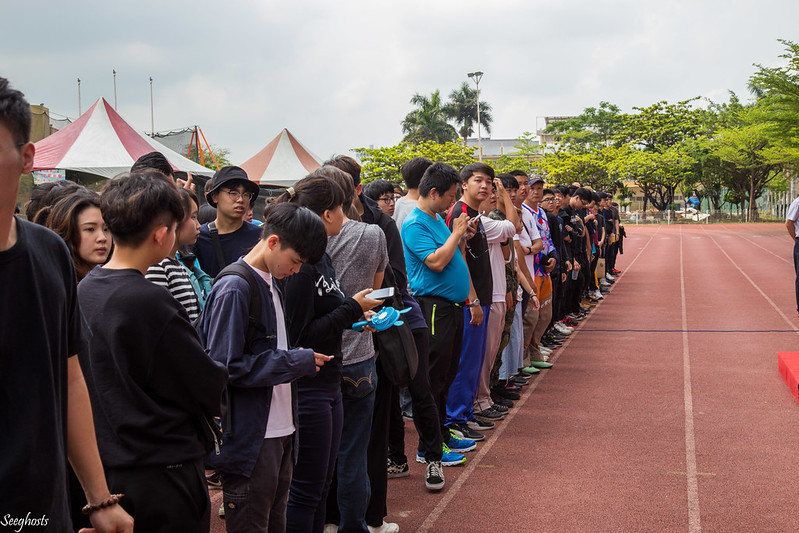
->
[469,298,481,307]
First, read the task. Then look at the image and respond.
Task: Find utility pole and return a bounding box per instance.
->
[149,77,154,135]
[77,78,82,116]
[113,69,117,109]
[467,71,484,161]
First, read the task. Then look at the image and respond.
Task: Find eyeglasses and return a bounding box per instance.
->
[541,197,555,203]
[378,196,396,204]
[222,189,254,202]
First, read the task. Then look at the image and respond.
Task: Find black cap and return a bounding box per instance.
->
[205,166,260,208]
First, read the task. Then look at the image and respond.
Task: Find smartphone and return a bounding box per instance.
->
[366,287,394,300]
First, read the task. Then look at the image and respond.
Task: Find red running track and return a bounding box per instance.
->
[210,223,799,533]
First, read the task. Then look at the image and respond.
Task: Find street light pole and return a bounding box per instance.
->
[77,78,82,116]
[149,76,154,135]
[113,69,117,110]
[467,71,484,161]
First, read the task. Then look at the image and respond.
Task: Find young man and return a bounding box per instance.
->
[402,163,472,481]
[472,178,520,422]
[363,179,398,217]
[394,157,433,231]
[79,170,228,531]
[443,162,496,442]
[194,165,261,277]
[198,203,333,532]
[0,77,133,533]
[787,194,799,316]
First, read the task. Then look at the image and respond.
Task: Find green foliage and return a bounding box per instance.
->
[615,98,703,152]
[443,82,493,143]
[750,39,799,150]
[188,143,231,170]
[354,141,476,184]
[401,91,458,144]
[544,101,622,148]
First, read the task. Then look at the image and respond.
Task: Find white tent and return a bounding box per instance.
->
[239,128,323,187]
[33,98,213,179]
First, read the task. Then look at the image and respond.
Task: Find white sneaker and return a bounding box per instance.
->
[591,290,604,300]
[605,274,615,281]
[368,522,400,533]
[555,322,573,334]
[599,279,611,287]
[539,346,553,355]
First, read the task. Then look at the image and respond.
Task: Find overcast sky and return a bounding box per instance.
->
[3,0,798,164]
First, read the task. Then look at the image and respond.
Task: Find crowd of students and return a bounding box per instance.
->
[2,76,624,533]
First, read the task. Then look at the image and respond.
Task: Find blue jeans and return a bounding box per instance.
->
[326,357,377,533]
[500,302,524,380]
[794,239,799,315]
[446,306,490,425]
[286,383,343,533]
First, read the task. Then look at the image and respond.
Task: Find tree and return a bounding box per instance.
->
[543,101,622,148]
[401,90,458,144]
[749,39,799,150]
[443,82,493,143]
[609,146,694,211]
[188,143,231,171]
[354,141,475,184]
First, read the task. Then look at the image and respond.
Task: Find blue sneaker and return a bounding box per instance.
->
[445,434,476,453]
[416,445,466,467]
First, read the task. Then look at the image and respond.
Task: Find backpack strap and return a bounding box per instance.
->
[214,263,267,352]
[445,201,469,226]
[208,221,227,274]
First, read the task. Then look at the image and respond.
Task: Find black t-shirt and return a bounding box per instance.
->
[546,211,563,274]
[78,267,227,468]
[282,253,363,386]
[0,218,81,525]
[194,221,262,278]
[447,201,492,305]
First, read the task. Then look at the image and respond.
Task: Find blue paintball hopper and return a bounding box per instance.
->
[352,307,412,332]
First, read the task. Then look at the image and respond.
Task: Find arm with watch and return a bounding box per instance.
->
[466,271,484,326]
[516,265,540,311]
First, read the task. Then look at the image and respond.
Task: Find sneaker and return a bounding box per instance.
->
[612,268,621,274]
[475,407,504,421]
[449,423,485,441]
[416,446,466,466]
[539,346,553,355]
[206,470,222,490]
[520,365,541,375]
[368,521,400,533]
[599,278,611,287]
[425,461,445,491]
[446,434,477,452]
[492,402,509,413]
[493,396,513,408]
[511,375,529,386]
[491,388,516,404]
[467,418,496,430]
[387,458,410,479]
[555,322,573,334]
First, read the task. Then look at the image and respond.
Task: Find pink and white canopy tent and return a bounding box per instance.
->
[239,128,323,187]
[33,98,213,179]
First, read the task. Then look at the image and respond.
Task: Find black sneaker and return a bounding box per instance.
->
[475,408,503,421]
[493,396,513,408]
[425,461,445,491]
[449,423,485,441]
[492,403,509,413]
[467,418,495,430]
[387,458,410,479]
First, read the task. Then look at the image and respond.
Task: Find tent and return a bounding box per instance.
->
[239,128,323,187]
[33,98,214,180]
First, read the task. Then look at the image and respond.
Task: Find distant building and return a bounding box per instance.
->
[464,137,541,163]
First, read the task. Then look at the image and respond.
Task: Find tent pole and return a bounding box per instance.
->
[198,127,220,170]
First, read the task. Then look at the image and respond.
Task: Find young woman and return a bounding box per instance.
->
[281,175,383,533]
[46,189,111,281]
[145,188,204,320]
[173,189,213,311]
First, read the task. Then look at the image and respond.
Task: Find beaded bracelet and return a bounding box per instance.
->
[81,494,124,516]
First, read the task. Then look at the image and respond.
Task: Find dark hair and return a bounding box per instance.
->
[573,187,592,202]
[131,151,173,177]
[310,166,355,214]
[554,185,570,197]
[177,187,200,220]
[400,157,433,189]
[101,170,184,247]
[542,188,554,197]
[460,162,495,184]
[590,190,601,204]
[0,77,31,146]
[362,179,395,202]
[567,184,579,196]
[275,175,345,217]
[324,155,362,186]
[261,203,327,264]
[419,163,460,198]
[508,170,528,178]
[46,189,104,281]
[25,180,83,224]
[497,173,519,190]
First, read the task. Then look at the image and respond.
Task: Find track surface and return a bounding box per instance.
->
[210,223,799,533]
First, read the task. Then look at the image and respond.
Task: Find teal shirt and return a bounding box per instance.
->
[402,207,469,303]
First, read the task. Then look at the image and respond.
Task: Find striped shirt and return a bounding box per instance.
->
[146,257,201,321]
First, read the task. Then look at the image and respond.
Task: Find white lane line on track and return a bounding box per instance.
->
[680,226,702,533]
[703,229,799,334]
[417,226,662,532]
[706,229,791,266]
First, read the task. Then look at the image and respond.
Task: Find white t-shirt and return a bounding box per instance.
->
[253,267,295,439]
[514,207,540,300]
[481,215,517,303]
[787,197,799,237]
[393,196,418,237]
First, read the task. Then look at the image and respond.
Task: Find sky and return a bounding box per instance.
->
[3,0,798,165]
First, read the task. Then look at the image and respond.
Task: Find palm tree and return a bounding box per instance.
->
[401,90,458,144]
[444,82,493,143]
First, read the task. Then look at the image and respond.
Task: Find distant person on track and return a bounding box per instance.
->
[786,195,799,316]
